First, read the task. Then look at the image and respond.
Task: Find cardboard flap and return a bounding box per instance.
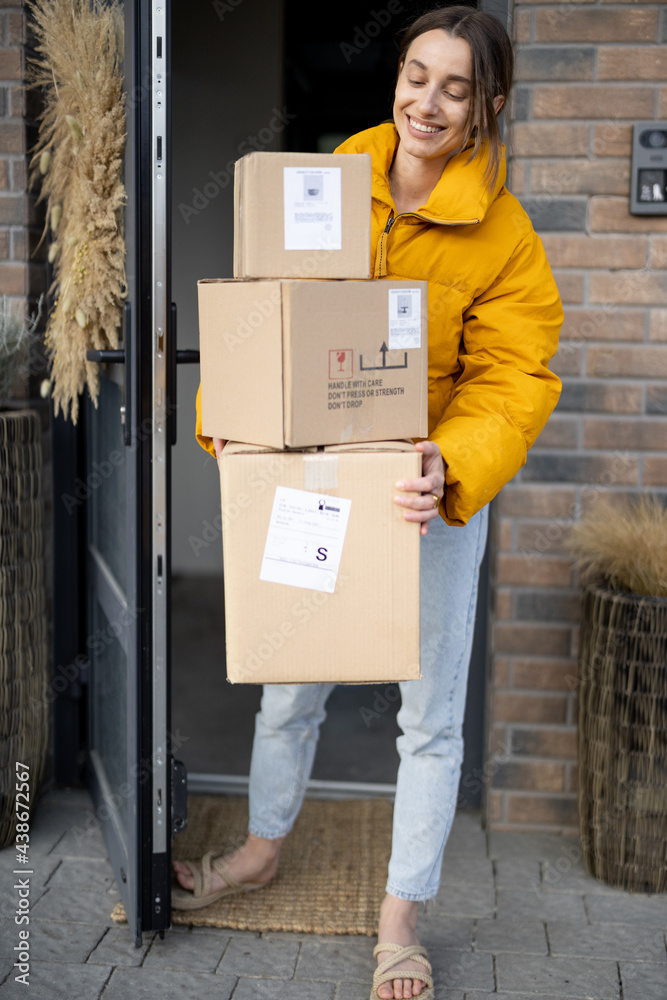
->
[324,440,417,454]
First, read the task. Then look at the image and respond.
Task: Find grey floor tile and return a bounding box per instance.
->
[233,980,335,1000]
[29,885,119,925]
[430,948,495,992]
[87,926,152,966]
[586,891,667,927]
[548,919,667,962]
[488,830,579,862]
[495,953,621,998]
[102,966,237,999]
[474,916,548,955]
[0,960,111,999]
[142,927,229,972]
[496,888,588,923]
[433,880,495,918]
[217,934,300,978]
[295,938,374,982]
[620,961,667,1000]
[494,857,542,891]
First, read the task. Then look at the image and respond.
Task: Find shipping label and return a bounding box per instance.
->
[260,486,351,593]
[283,167,342,251]
[388,288,422,349]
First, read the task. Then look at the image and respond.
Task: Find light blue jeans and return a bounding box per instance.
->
[247,504,489,901]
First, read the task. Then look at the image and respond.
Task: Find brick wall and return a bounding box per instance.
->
[484,1,667,831]
[0,1,44,317]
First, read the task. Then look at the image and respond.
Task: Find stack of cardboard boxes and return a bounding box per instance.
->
[198,152,428,684]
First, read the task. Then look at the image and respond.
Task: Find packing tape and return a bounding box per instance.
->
[303,454,338,491]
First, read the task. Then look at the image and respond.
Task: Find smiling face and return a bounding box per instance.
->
[393,29,474,168]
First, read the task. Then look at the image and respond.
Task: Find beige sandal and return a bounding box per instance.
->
[171,850,271,911]
[371,942,434,999]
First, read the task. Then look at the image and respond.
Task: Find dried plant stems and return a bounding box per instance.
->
[28,0,127,423]
[567,494,667,598]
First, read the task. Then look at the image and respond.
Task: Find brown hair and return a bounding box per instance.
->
[395,5,513,187]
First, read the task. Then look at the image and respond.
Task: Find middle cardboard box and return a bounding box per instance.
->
[198,277,428,449]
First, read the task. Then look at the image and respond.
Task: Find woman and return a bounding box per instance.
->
[183,8,563,999]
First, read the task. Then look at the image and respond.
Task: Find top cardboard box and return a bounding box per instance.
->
[233,151,372,279]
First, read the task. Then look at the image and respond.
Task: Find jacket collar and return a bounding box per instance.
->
[350,122,506,224]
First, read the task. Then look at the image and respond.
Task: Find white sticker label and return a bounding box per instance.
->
[260,486,351,593]
[283,167,342,251]
[388,288,422,349]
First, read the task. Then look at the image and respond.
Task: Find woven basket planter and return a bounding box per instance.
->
[0,410,49,850]
[578,584,667,893]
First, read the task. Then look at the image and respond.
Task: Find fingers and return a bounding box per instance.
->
[213,437,227,460]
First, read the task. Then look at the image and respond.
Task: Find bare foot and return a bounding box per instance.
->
[375,894,427,999]
[173,833,283,898]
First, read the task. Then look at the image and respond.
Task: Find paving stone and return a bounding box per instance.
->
[46,857,117,894]
[487,830,579,862]
[0,918,107,964]
[495,953,621,998]
[334,984,370,1000]
[429,948,495,991]
[415,911,475,951]
[0,960,111,999]
[441,857,495,888]
[295,937,376,982]
[496,888,588,923]
[29,885,118,925]
[142,926,228,971]
[586,892,667,927]
[542,858,618,894]
[494,858,542,890]
[30,803,106,858]
[443,812,487,859]
[102,966,237,999]
[217,933,300,978]
[0,849,59,891]
[620,961,667,1000]
[233,980,335,1000]
[433,880,495,918]
[548,919,667,962]
[474,917,548,955]
[87,926,152,966]
[0,873,52,922]
[51,820,108,861]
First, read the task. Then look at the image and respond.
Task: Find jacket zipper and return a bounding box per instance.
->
[373,211,480,278]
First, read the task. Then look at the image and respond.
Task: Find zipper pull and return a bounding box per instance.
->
[374,214,394,278]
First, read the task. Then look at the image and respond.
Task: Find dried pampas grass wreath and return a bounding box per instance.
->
[28,0,127,423]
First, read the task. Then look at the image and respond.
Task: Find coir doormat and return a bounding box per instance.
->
[111,794,393,935]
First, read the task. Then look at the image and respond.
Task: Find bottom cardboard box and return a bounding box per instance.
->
[220,441,421,684]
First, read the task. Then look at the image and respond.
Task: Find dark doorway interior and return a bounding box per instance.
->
[170,0,487,804]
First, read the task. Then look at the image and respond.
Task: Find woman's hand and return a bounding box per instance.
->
[213,437,227,460]
[393,440,446,536]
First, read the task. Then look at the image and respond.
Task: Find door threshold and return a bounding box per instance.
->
[188,772,396,800]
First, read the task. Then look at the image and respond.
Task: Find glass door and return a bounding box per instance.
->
[84,0,175,945]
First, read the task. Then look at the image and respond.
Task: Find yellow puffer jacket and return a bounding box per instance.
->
[195,122,563,526]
